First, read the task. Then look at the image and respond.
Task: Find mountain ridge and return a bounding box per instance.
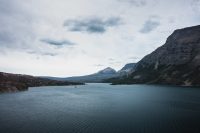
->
[43,64,136,83]
[109,25,200,86]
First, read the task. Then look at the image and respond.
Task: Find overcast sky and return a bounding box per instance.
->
[0,0,200,77]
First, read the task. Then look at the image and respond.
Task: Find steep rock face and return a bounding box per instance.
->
[112,25,200,86]
[139,25,200,66]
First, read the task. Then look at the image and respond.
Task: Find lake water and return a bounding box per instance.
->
[0,83,200,133]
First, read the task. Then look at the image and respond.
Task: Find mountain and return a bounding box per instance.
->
[58,67,117,83]
[117,63,136,76]
[0,72,84,93]
[98,67,116,74]
[110,25,200,86]
[44,64,137,83]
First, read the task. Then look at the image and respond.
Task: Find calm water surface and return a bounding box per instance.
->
[0,83,200,133]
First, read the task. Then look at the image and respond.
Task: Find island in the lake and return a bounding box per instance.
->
[0,72,84,93]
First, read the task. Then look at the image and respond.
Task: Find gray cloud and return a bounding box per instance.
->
[117,0,147,7]
[109,61,121,65]
[140,18,160,33]
[28,51,58,57]
[42,53,57,56]
[128,56,141,62]
[108,58,121,65]
[0,31,15,46]
[0,0,37,51]
[63,17,121,34]
[129,56,139,60]
[168,17,175,24]
[94,64,104,67]
[40,38,75,46]
[108,58,115,61]
[191,0,200,21]
[191,0,200,13]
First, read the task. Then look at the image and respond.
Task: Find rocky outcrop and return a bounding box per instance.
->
[0,72,84,93]
[111,25,200,86]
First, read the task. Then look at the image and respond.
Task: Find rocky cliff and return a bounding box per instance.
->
[0,72,84,92]
[111,25,200,86]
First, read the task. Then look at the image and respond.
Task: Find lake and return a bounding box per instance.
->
[0,83,200,133]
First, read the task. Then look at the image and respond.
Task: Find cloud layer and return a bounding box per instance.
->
[40,38,75,46]
[0,0,200,76]
[117,0,147,7]
[140,18,160,33]
[63,17,121,34]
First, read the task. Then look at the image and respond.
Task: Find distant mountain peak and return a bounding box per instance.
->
[120,63,136,71]
[56,67,117,83]
[117,63,136,76]
[98,67,116,74]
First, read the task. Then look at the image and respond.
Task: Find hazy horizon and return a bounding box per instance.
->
[0,0,200,77]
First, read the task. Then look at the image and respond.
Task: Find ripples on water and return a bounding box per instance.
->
[0,83,200,133]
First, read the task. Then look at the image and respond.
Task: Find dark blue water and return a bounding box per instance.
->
[0,83,200,133]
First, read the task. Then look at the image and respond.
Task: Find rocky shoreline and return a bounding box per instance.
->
[0,72,84,93]
[0,82,28,92]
